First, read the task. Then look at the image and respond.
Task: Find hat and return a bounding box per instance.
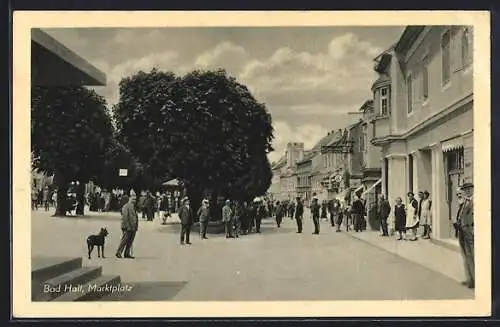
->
[202,199,209,203]
[461,182,474,190]
[182,196,189,202]
[225,199,230,203]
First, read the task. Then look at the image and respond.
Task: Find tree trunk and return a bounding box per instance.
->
[53,173,68,216]
[185,182,202,222]
[76,182,86,215]
[210,190,220,221]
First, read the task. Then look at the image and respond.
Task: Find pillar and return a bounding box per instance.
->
[431,145,447,240]
[387,155,407,229]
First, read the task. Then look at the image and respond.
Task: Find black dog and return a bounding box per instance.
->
[86,228,109,259]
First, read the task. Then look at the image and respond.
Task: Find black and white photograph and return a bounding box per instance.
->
[13,11,490,317]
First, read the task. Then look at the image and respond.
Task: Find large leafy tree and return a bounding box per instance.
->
[114,68,274,216]
[31,86,113,216]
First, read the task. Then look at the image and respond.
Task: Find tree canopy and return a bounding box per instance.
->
[31,85,114,215]
[114,68,274,209]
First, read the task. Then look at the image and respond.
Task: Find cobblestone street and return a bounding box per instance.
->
[31,209,473,301]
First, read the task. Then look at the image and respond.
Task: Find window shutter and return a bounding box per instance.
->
[452,27,462,72]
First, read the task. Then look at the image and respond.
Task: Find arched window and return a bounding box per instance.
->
[462,27,472,68]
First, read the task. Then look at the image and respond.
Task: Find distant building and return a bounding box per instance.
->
[371,26,473,244]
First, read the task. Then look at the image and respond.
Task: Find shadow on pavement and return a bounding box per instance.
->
[100,281,188,301]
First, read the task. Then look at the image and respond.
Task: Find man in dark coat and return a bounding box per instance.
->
[456,183,475,289]
[179,197,193,245]
[116,195,139,259]
[295,197,304,233]
[310,197,321,234]
[275,201,284,228]
[378,194,391,236]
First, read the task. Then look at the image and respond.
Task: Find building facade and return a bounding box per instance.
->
[371,26,473,244]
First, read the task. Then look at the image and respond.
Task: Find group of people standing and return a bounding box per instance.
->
[376,190,433,241]
[273,193,367,235]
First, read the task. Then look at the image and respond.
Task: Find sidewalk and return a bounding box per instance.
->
[345,230,466,283]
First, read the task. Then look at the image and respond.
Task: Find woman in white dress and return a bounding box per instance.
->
[420,191,432,239]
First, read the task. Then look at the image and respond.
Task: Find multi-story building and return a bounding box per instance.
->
[269,155,287,201]
[358,100,384,230]
[296,151,313,202]
[371,26,473,245]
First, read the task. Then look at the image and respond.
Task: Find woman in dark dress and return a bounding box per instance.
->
[394,197,407,240]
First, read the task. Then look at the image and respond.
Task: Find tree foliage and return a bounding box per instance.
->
[31,86,113,215]
[114,68,274,210]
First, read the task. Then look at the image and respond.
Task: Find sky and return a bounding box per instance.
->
[44,26,404,163]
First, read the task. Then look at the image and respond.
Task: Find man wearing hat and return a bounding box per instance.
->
[222,199,234,238]
[179,197,193,245]
[197,199,210,239]
[456,182,475,289]
[294,197,304,233]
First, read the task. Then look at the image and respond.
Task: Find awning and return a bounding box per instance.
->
[162,178,179,186]
[354,185,364,194]
[361,179,382,197]
[441,137,464,153]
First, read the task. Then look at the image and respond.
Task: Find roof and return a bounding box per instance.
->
[371,74,391,91]
[296,150,314,165]
[312,129,343,151]
[32,29,107,86]
[394,26,426,55]
[359,100,374,112]
[271,155,287,170]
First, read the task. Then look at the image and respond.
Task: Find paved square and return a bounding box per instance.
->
[31,209,473,301]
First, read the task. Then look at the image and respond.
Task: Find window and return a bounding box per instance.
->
[323,155,327,168]
[441,30,452,85]
[407,74,413,114]
[380,87,390,115]
[422,55,429,100]
[462,27,472,68]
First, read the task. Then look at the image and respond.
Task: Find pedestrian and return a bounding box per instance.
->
[116,195,138,259]
[420,191,432,239]
[241,201,250,235]
[233,201,242,238]
[310,197,321,234]
[321,201,328,220]
[255,201,265,233]
[179,197,193,245]
[197,199,210,239]
[294,197,304,233]
[456,183,475,289]
[289,201,295,219]
[406,192,419,241]
[43,186,50,211]
[394,197,406,240]
[275,201,284,228]
[31,186,38,210]
[144,191,155,221]
[138,192,146,219]
[351,194,365,232]
[159,193,171,225]
[335,200,344,232]
[378,194,391,236]
[222,199,234,238]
